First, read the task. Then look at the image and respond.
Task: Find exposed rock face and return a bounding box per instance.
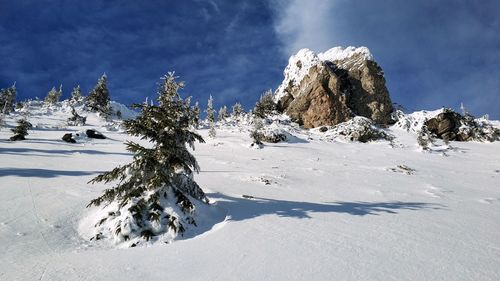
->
[62,133,77,143]
[9,135,25,141]
[86,129,106,139]
[275,47,393,128]
[424,109,500,142]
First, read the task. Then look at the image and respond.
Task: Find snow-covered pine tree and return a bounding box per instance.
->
[87,72,208,246]
[9,119,32,141]
[232,102,244,120]
[0,83,17,114]
[70,85,83,104]
[417,125,433,150]
[86,73,110,115]
[250,117,264,148]
[253,89,276,118]
[205,95,216,138]
[67,106,87,126]
[218,106,229,122]
[44,85,62,105]
[192,101,200,128]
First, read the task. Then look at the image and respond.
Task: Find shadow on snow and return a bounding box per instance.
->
[0,168,100,178]
[0,147,131,157]
[209,193,443,220]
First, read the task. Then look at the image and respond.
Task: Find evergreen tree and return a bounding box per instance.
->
[218,106,229,122]
[232,102,244,119]
[67,106,87,126]
[205,95,215,123]
[9,119,32,141]
[44,85,62,105]
[0,83,17,114]
[253,89,276,118]
[192,101,200,128]
[86,73,110,115]
[250,118,264,148]
[205,95,216,138]
[70,85,83,104]
[417,125,433,150]
[87,72,208,246]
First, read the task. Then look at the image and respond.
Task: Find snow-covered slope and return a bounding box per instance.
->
[1,105,500,280]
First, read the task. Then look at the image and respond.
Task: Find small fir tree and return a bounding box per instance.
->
[0,83,17,114]
[253,89,276,118]
[218,106,229,122]
[417,125,433,150]
[86,73,110,115]
[87,72,208,246]
[70,85,84,104]
[250,118,264,148]
[232,102,244,119]
[205,95,216,123]
[67,106,87,126]
[205,95,216,138]
[192,101,200,128]
[44,85,62,105]
[10,119,32,141]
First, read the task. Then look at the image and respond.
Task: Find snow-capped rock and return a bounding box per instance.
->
[274,46,393,128]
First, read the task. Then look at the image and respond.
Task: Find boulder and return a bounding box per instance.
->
[86,129,106,139]
[275,47,393,128]
[425,109,500,142]
[62,133,77,143]
[9,135,25,141]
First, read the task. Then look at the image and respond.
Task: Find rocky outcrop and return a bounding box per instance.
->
[86,129,106,139]
[62,133,77,143]
[424,109,500,142]
[275,47,393,128]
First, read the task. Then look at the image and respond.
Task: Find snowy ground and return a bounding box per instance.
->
[1,106,499,280]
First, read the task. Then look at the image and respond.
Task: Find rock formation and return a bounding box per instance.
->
[275,47,393,128]
[424,109,500,142]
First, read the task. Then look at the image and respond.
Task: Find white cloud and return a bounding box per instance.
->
[271,0,339,56]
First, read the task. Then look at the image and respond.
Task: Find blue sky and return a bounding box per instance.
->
[1,0,499,118]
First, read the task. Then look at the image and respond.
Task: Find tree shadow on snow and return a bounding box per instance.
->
[0,147,132,157]
[208,193,443,220]
[0,168,100,178]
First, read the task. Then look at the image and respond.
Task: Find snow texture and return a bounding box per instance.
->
[1,102,500,280]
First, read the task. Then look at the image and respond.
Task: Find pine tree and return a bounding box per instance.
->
[417,125,433,150]
[44,85,62,105]
[87,72,208,246]
[250,118,264,148]
[205,95,215,123]
[205,95,216,138]
[9,119,32,141]
[0,83,17,114]
[67,106,87,126]
[218,106,229,122]
[70,85,83,104]
[86,73,110,115]
[232,102,244,119]
[253,89,276,118]
[192,101,200,128]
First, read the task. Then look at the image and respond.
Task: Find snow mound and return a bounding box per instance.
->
[79,191,227,248]
[392,109,444,133]
[319,116,393,143]
[275,46,373,101]
[109,101,138,120]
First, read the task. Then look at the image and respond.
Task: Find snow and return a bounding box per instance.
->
[274,46,373,101]
[1,104,500,280]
